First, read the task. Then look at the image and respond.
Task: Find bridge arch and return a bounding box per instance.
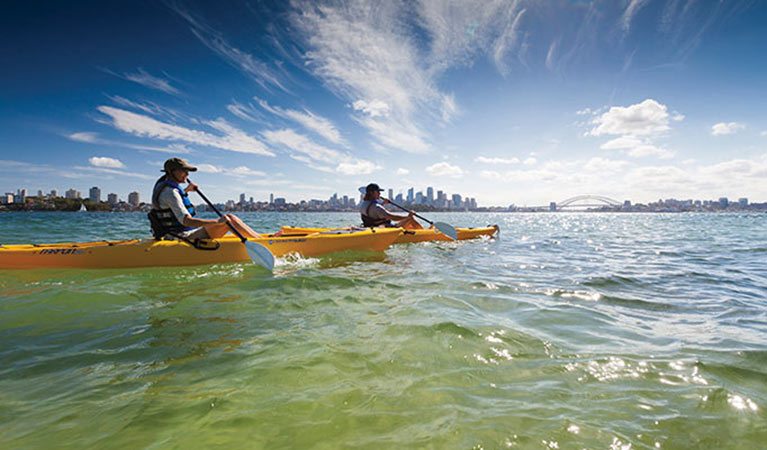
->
[556,195,621,209]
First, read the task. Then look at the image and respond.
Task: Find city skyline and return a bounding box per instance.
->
[2,1,767,206]
[4,183,761,214]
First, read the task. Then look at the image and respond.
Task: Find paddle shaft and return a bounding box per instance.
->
[383,198,435,225]
[192,185,247,243]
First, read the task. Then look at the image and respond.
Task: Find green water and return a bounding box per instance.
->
[1,212,766,448]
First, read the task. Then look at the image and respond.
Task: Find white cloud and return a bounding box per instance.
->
[197,164,222,173]
[711,122,746,136]
[426,162,463,178]
[600,135,674,159]
[761,131,767,136]
[396,168,410,175]
[352,100,391,118]
[588,99,677,159]
[336,160,379,175]
[480,170,501,179]
[523,157,537,165]
[89,156,125,169]
[589,99,672,137]
[97,106,274,156]
[230,166,266,177]
[474,156,519,164]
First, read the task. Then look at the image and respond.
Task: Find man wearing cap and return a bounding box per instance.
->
[148,158,263,242]
[359,183,422,229]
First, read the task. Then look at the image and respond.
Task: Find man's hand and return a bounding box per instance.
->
[217,215,230,224]
[185,181,199,193]
[382,199,390,205]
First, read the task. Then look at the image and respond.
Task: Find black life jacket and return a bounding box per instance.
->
[360,200,390,227]
[148,177,196,239]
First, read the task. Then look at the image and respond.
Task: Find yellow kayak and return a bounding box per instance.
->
[280,225,499,244]
[0,228,402,269]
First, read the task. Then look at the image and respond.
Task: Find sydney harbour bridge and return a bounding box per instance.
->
[522,195,625,211]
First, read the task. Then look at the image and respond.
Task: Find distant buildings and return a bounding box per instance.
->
[3,183,763,213]
[65,188,81,199]
[128,192,140,207]
[89,186,101,203]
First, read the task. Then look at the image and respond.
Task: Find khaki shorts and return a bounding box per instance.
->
[178,227,210,240]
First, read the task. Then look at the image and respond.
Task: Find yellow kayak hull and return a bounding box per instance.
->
[280,225,499,244]
[0,228,402,269]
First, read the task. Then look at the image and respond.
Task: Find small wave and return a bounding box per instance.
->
[581,275,643,288]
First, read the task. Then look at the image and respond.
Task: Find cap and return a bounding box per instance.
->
[162,157,197,173]
[365,183,383,193]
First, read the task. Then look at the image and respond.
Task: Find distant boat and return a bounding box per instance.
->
[79,203,87,212]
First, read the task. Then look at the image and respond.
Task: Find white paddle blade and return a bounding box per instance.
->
[245,241,275,271]
[434,222,458,241]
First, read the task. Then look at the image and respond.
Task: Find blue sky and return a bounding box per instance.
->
[2,0,766,206]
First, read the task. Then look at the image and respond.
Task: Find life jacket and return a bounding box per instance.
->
[148,177,196,239]
[360,200,391,227]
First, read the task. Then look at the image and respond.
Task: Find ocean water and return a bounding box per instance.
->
[1,211,765,448]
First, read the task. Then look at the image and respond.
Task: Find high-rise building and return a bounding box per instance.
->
[415,191,424,204]
[719,197,729,207]
[407,187,414,204]
[50,189,58,198]
[128,191,140,206]
[388,189,393,200]
[89,186,101,203]
[37,190,43,198]
[239,193,246,204]
[738,198,748,207]
[16,188,27,203]
[107,193,118,205]
[65,188,80,199]
[427,187,434,204]
[452,194,462,209]
[270,193,274,204]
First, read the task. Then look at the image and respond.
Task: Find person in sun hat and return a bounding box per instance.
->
[148,157,263,241]
[359,183,423,229]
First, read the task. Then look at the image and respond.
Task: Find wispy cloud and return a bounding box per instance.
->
[68,131,193,154]
[96,106,275,156]
[292,1,442,153]
[475,156,519,164]
[711,122,746,136]
[123,68,182,96]
[261,128,378,175]
[169,2,289,93]
[102,67,182,96]
[74,165,153,180]
[230,97,345,146]
[197,164,266,177]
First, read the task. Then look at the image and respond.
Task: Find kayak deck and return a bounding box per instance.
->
[0,228,402,269]
[280,225,499,244]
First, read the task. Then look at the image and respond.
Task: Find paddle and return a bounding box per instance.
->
[192,183,275,271]
[357,187,458,240]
